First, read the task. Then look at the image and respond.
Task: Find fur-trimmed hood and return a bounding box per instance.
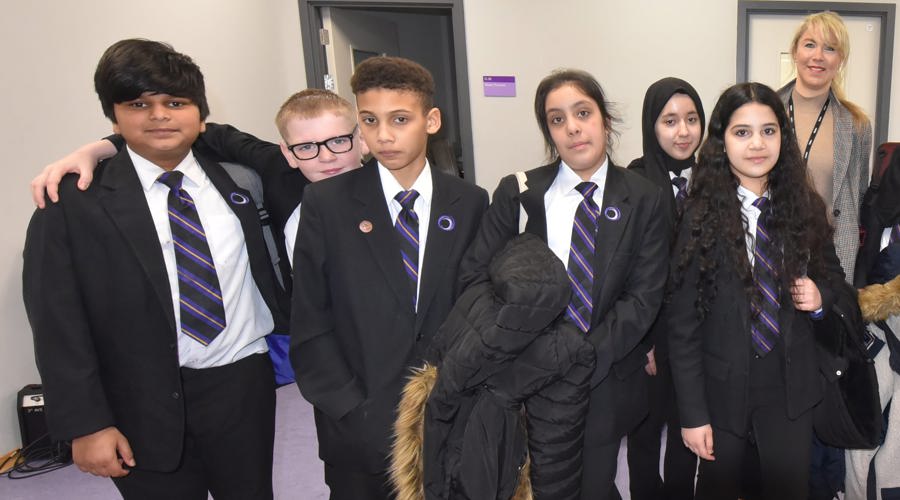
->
[391,235,595,500]
[859,274,900,322]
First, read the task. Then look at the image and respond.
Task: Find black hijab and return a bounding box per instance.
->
[641,77,705,177]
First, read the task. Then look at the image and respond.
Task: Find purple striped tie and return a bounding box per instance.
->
[566,182,599,333]
[158,171,227,346]
[750,196,780,356]
[394,190,420,309]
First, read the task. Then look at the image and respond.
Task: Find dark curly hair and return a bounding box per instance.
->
[350,56,435,110]
[671,82,831,318]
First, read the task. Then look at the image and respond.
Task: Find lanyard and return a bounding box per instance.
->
[788,95,830,163]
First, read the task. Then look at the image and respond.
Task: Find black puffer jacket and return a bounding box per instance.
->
[391,235,596,500]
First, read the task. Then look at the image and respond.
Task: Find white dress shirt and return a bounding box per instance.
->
[738,184,766,265]
[284,203,302,268]
[880,227,893,252]
[670,168,692,196]
[545,157,609,267]
[130,147,273,368]
[378,160,433,311]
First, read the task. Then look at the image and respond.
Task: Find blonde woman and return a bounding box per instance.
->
[777,11,873,282]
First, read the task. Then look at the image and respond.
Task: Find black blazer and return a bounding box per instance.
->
[290,159,488,471]
[627,157,680,363]
[667,207,844,435]
[22,149,290,472]
[460,161,670,443]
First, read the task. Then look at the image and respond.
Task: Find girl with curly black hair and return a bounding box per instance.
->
[667,82,844,500]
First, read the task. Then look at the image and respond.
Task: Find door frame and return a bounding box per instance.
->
[736,0,895,146]
[298,0,477,181]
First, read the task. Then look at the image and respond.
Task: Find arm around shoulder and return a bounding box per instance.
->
[198,123,293,182]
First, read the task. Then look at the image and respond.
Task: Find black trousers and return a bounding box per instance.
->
[627,358,697,500]
[581,439,623,500]
[113,353,276,500]
[695,352,812,500]
[324,462,394,500]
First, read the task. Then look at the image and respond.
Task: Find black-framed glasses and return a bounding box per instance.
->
[287,125,358,161]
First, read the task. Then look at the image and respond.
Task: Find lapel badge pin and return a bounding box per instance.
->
[230,192,250,205]
[359,220,373,233]
[437,214,455,231]
[603,206,621,221]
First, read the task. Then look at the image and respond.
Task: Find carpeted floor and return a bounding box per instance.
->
[0,385,640,499]
[0,385,327,500]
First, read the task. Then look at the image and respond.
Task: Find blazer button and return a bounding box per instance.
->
[835,370,842,376]
[172,392,181,400]
[416,333,423,341]
[833,209,841,217]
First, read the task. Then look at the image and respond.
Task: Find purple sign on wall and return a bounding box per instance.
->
[483,75,516,97]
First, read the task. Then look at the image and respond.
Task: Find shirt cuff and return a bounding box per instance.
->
[810,307,825,320]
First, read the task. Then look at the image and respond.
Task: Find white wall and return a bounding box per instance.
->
[2,0,898,453]
[0,0,305,454]
[464,0,900,195]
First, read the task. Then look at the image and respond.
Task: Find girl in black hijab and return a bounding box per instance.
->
[627,77,705,500]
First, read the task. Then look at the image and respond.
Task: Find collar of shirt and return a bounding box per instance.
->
[669,167,692,181]
[738,184,769,263]
[543,156,608,266]
[377,160,432,312]
[548,156,609,203]
[737,184,767,214]
[129,146,205,192]
[669,167,692,196]
[378,159,434,222]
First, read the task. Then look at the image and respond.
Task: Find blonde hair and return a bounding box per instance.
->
[791,11,868,127]
[274,89,355,139]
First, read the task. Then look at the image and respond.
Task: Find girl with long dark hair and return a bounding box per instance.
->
[667,82,844,499]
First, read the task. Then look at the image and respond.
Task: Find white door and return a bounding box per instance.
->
[747,13,881,126]
[321,7,401,105]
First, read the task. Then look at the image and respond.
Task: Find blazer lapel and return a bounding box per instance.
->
[97,153,176,330]
[201,156,290,321]
[415,173,458,333]
[521,163,558,241]
[831,95,853,204]
[593,165,632,317]
[352,161,413,308]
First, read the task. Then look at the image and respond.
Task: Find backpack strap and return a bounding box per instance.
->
[219,162,287,289]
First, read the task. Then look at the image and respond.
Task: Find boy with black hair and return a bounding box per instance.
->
[23,39,289,499]
[31,89,367,388]
[291,56,488,499]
